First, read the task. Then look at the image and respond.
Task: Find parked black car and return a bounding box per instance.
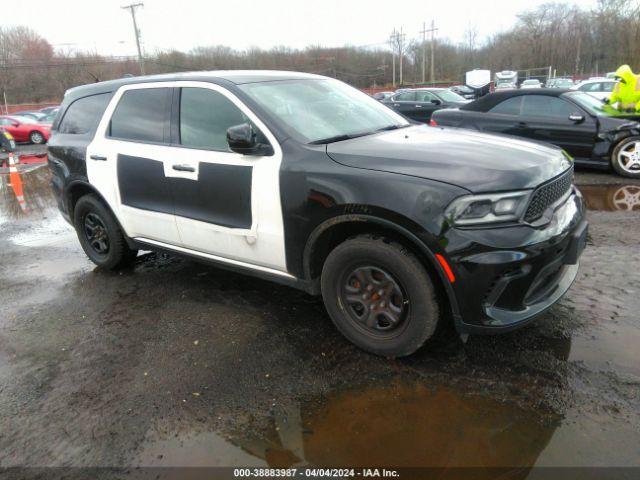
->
[431,89,640,178]
[49,72,587,357]
[381,88,469,122]
[449,85,476,100]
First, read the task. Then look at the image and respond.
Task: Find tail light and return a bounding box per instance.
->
[429,119,438,126]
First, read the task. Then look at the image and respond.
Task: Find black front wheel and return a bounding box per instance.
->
[73,195,138,270]
[321,235,440,357]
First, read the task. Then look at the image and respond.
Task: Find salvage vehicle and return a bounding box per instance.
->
[520,79,542,89]
[0,115,51,144]
[381,88,468,122]
[48,71,587,357]
[431,89,640,178]
[570,79,617,101]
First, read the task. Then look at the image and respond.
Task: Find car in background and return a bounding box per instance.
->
[547,78,574,88]
[430,89,640,178]
[13,110,48,121]
[372,91,394,101]
[449,85,475,100]
[520,79,542,89]
[38,111,58,124]
[495,80,517,91]
[570,79,617,101]
[40,105,60,115]
[382,88,469,122]
[0,115,51,144]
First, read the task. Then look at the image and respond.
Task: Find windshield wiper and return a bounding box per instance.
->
[309,131,374,145]
[375,124,410,133]
[309,125,410,145]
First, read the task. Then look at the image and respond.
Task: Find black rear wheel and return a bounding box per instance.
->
[321,236,440,357]
[73,195,138,270]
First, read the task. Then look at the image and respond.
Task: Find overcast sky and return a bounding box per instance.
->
[10,0,597,56]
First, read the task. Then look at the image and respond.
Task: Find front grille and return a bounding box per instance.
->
[524,167,573,222]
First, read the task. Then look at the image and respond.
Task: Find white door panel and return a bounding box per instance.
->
[87,136,182,246]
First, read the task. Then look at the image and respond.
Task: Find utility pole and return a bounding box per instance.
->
[398,27,405,86]
[389,29,397,86]
[429,20,438,84]
[419,21,438,84]
[121,2,146,75]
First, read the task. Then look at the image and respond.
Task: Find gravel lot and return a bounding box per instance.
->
[1,145,639,478]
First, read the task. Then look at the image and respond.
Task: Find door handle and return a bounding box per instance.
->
[516,121,528,127]
[393,104,400,107]
[90,155,107,161]
[415,105,423,108]
[172,164,195,172]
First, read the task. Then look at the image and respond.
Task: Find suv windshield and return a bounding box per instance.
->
[239,79,408,143]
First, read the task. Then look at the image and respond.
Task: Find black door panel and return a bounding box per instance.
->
[171,163,253,229]
[117,154,174,214]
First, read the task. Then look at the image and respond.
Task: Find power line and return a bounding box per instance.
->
[121,2,146,75]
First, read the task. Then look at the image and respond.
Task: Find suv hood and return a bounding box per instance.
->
[326,125,571,193]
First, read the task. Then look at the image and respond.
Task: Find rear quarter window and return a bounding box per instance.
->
[489,96,522,115]
[57,93,112,135]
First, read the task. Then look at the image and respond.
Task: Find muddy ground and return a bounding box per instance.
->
[1,145,639,479]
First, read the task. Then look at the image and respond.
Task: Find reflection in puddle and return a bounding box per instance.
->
[578,184,640,212]
[137,381,560,473]
[0,164,58,225]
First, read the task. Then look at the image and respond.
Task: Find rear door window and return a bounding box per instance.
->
[109,88,170,143]
[394,92,416,102]
[57,93,111,134]
[415,91,438,102]
[489,96,522,115]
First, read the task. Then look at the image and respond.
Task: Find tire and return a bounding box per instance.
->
[321,235,440,357]
[29,131,45,144]
[611,136,640,178]
[73,194,138,270]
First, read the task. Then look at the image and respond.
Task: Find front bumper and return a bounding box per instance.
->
[445,187,587,334]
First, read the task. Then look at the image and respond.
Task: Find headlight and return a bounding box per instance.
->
[445,190,531,226]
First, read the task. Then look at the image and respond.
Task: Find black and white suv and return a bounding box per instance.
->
[48,71,587,357]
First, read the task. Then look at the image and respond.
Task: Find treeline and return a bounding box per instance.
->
[1,0,638,104]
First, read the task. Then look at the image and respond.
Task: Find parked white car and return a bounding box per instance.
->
[570,79,617,101]
[520,79,542,89]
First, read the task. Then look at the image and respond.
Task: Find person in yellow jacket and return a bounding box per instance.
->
[608,64,640,112]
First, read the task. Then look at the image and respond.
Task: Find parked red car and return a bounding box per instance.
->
[0,115,51,144]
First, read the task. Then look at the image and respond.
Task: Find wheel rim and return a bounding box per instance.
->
[613,185,640,211]
[617,141,640,173]
[339,265,409,337]
[31,132,43,144]
[83,213,110,255]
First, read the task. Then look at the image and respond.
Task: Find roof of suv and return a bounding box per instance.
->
[64,70,324,102]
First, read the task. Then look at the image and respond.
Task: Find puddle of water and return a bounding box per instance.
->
[136,381,561,470]
[578,184,640,212]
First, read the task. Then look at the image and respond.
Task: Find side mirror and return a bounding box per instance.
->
[226,123,273,156]
[568,113,584,123]
[11,121,19,127]
[431,99,442,105]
